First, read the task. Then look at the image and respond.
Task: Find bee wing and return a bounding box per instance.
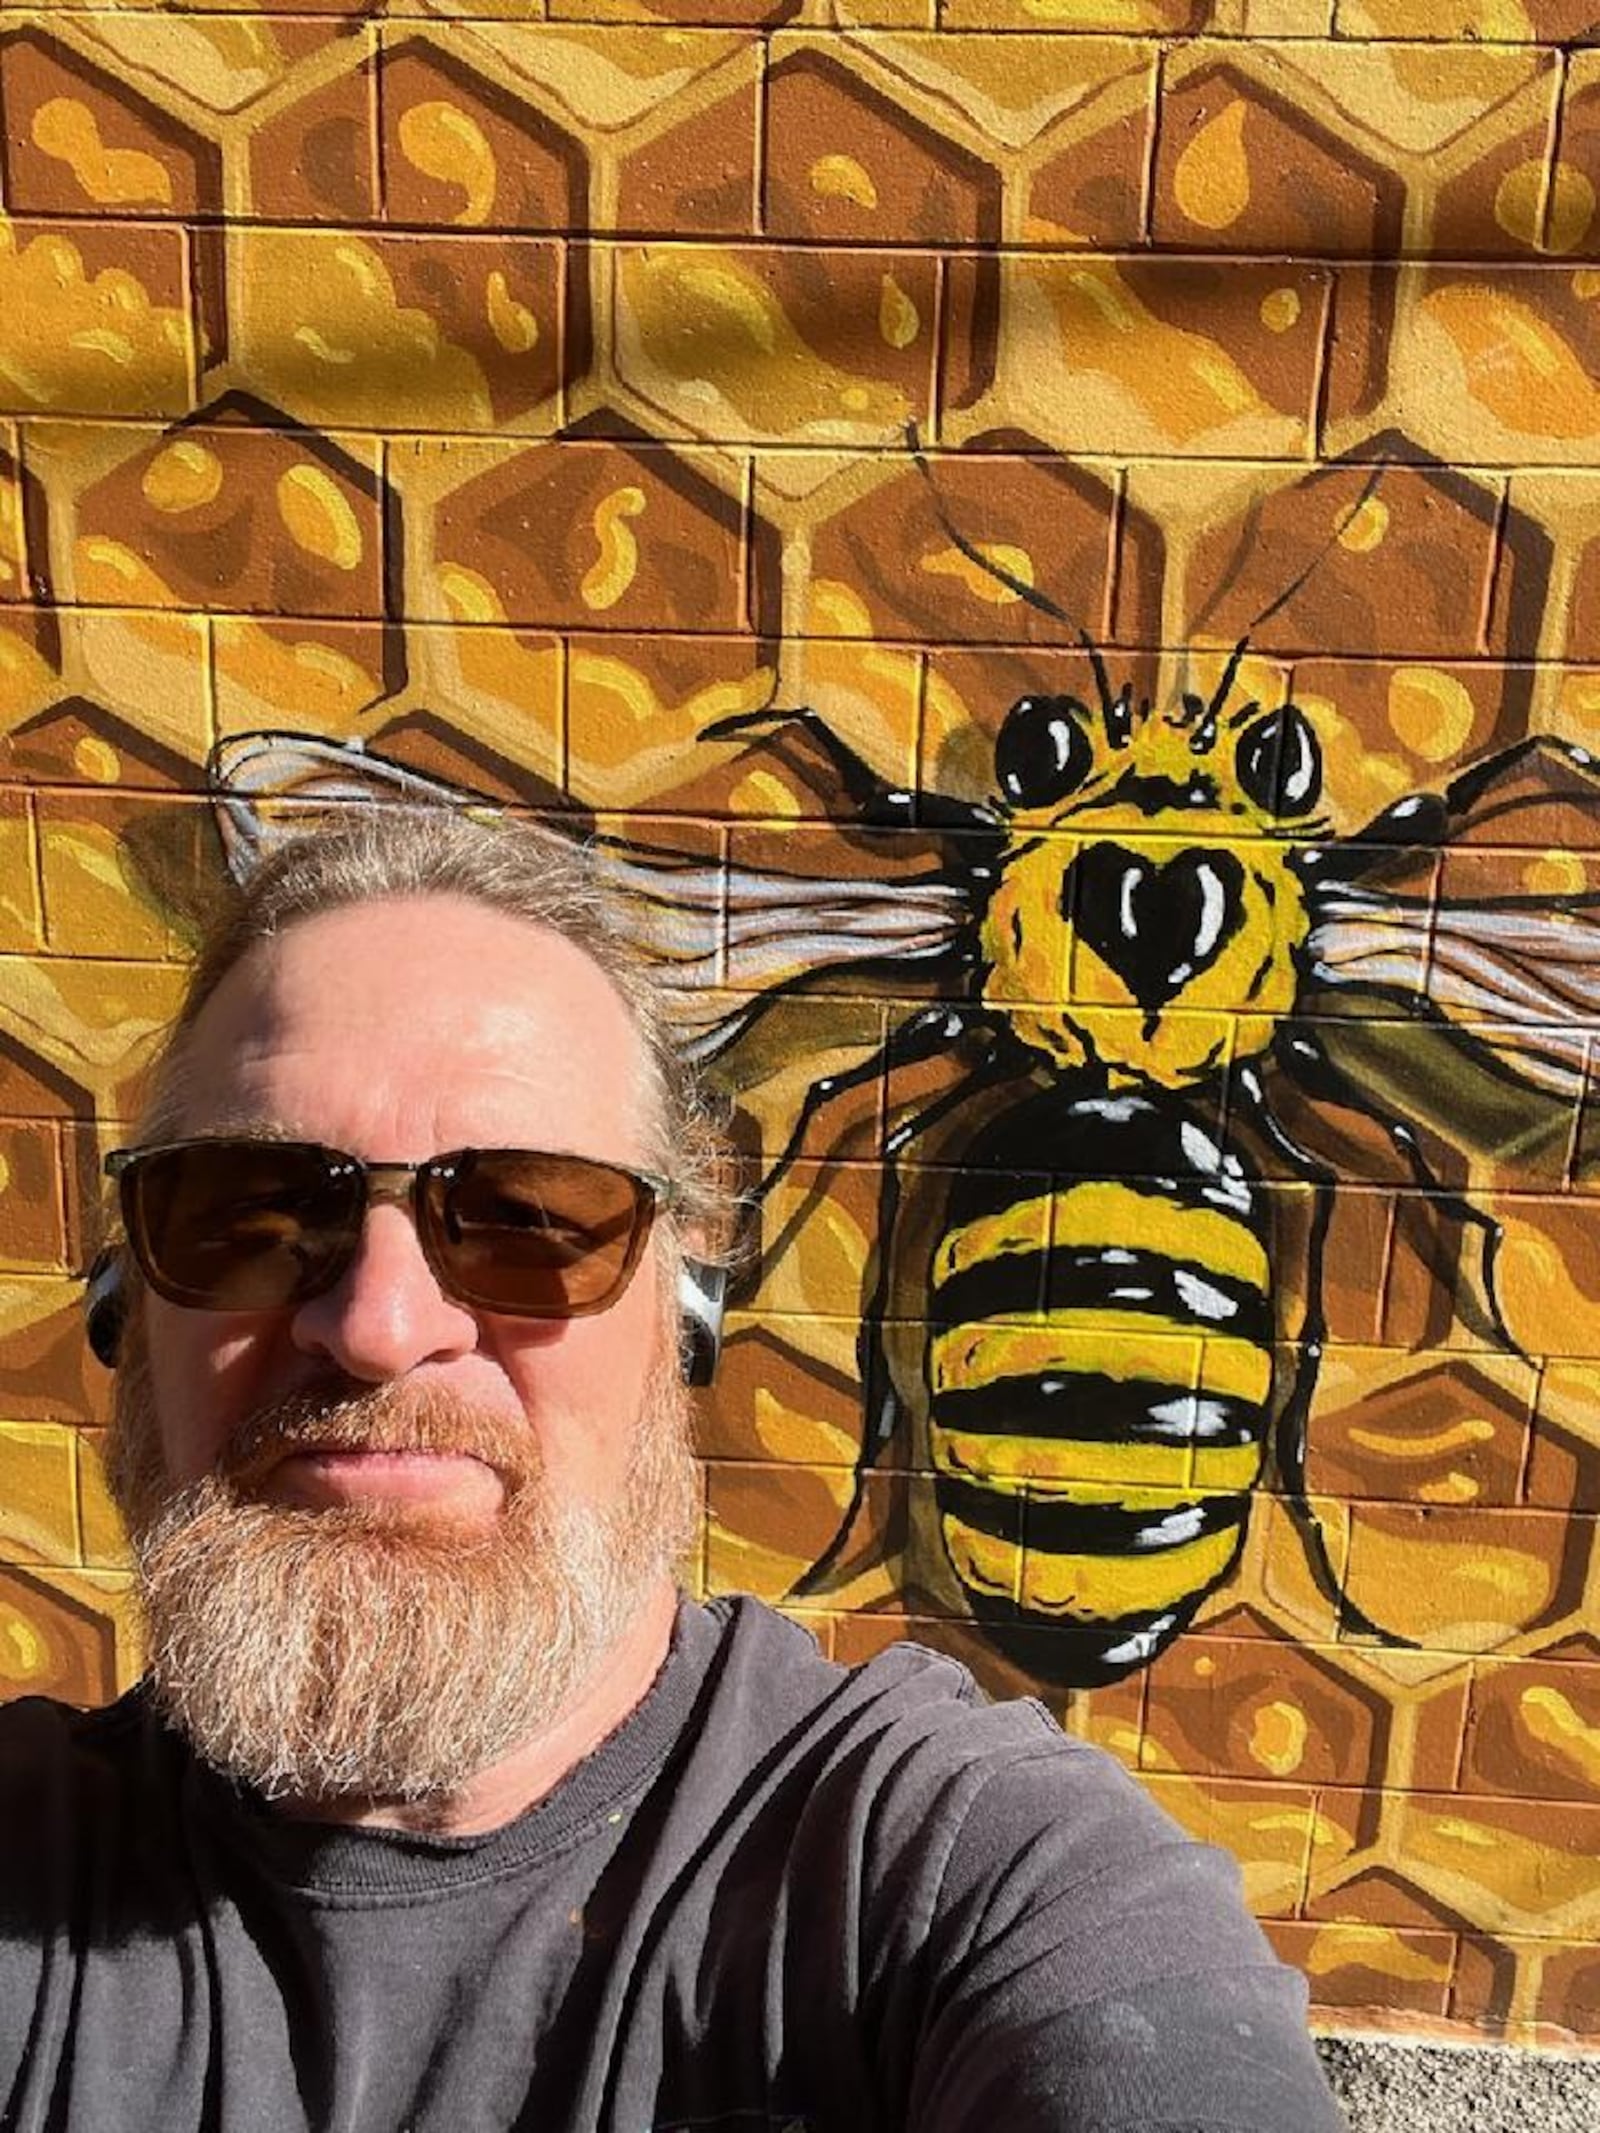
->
[1302,741,1600,1104]
[209,730,970,1067]
[593,836,970,1064]
[208,731,487,886]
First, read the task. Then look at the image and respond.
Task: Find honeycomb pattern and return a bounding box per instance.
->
[3,1,1600,2048]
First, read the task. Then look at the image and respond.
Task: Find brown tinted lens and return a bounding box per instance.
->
[123,1141,360,1310]
[422,1150,654,1317]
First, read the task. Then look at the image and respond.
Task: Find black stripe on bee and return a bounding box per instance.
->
[936,1477,1248,1555]
[930,1246,1271,1341]
[932,1375,1262,1448]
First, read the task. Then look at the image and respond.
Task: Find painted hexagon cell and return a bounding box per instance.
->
[614,243,937,445]
[1153,64,1403,256]
[1028,98,1158,250]
[1461,1659,1600,1805]
[76,400,392,623]
[1307,1355,1534,1515]
[804,434,1140,650]
[232,228,566,432]
[431,430,746,635]
[0,221,195,420]
[615,76,757,238]
[248,35,377,222]
[764,51,1000,248]
[0,1570,120,1704]
[1181,446,1548,667]
[380,41,586,231]
[0,31,221,217]
[1140,1632,1391,1790]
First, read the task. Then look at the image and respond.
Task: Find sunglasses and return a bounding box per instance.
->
[105,1138,675,1319]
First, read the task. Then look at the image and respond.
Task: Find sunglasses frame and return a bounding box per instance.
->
[105,1137,679,1320]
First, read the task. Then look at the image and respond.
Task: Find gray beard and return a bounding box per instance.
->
[108,1326,700,1811]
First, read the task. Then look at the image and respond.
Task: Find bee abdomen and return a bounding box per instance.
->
[924,1166,1272,1684]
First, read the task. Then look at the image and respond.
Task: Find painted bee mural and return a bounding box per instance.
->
[206,444,1600,1689]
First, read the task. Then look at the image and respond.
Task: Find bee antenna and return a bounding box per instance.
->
[1188,452,1391,642]
[1208,635,1251,718]
[906,424,1119,723]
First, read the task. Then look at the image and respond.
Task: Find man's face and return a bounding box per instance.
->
[142,892,670,1520]
[109,893,698,1807]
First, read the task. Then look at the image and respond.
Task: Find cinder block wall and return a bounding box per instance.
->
[2,0,1598,2046]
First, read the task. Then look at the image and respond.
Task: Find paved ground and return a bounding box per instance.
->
[1317,2035,1600,2131]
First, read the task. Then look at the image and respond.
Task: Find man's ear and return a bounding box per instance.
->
[677,1258,726,1387]
[85,1246,128,1369]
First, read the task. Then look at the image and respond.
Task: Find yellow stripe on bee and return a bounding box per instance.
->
[931,1317,1271,1406]
[944,1517,1242,1620]
[934,1184,1268,1292]
[930,1428,1264,1497]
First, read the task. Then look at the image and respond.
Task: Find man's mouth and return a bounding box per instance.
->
[261,1447,508,1519]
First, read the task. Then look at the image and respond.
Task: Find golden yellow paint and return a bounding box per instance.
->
[1425,284,1600,440]
[579,487,647,612]
[878,274,920,351]
[74,537,177,605]
[1172,99,1251,232]
[931,1316,1270,1406]
[0,1613,44,1681]
[936,1185,1267,1290]
[141,440,223,515]
[71,735,121,784]
[397,102,497,227]
[1337,495,1389,555]
[569,649,771,791]
[1522,850,1588,897]
[1386,668,1475,764]
[1248,1700,1308,1779]
[1019,1522,1241,1618]
[1347,1415,1495,1461]
[1496,1221,1598,1356]
[0,228,187,414]
[213,620,378,734]
[0,1152,10,1195]
[622,251,909,434]
[1575,269,1600,301]
[805,579,875,637]
[730,769,804,817]
[486,271,539,355]
[1546,165,1598,257]
[275,465,364,571]
[1418,1473,1481,1505]
[919,542,1033,606]
[241,233,494,429]
[810,154,877,210]
[1260,287,1301,335]
[930,1427,1260,1496]
[751,1388,859,1469]
[438,563,508,625]
[1494,160,1547,251]
[1303,1928,1451,1986]
[31,98,173,208]
[1518,1685,1600,1787]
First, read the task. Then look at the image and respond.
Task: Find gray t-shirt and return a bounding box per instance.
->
[0,1596,1344,2131]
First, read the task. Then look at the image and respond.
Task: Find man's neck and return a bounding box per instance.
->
[274,1577,681,1838]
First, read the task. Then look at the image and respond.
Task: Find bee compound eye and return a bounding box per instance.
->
[994,696,1095,809]
[1235,703,1322,819]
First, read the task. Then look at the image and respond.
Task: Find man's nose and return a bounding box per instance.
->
[289,1202,479,1380]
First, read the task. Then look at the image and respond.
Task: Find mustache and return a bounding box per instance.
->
[218,1377,535,1494]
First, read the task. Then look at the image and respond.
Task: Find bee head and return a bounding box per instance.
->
[980,680,1322,1090]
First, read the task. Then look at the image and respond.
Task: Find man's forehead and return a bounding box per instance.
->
[167,894,652,1148]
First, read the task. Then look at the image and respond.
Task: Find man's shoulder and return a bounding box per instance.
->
[0,1687,162,1810]
[697,1596,1144,1832]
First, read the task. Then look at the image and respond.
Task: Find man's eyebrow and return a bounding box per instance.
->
[179,1118,315,1144]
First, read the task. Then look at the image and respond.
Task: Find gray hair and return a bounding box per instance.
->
[141,806,735,1259]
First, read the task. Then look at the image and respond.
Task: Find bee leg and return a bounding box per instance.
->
[1278,1026,1526,1360]
[789,1017,1012,1599]
[1232,1065,1419,1649]
[703,706,1001,836]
